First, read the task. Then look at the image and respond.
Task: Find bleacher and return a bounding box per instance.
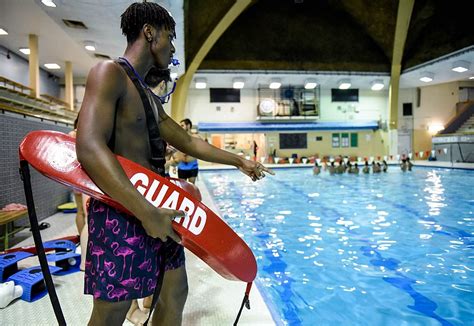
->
[0,76,76,125]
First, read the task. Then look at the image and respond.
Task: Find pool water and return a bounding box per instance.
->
[201,167,474,326]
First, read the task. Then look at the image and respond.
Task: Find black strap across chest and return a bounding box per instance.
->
[116,59,166,176]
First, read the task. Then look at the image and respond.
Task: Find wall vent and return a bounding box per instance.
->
[62,19,88,29]
[94,53,111,60]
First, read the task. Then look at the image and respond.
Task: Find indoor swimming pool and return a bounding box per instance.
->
[201,167,473,326]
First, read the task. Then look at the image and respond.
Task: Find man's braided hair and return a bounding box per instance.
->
[120,1,175,44]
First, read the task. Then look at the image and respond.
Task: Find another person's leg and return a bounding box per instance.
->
[79,195,89,270]
[89,299,132,326]
[74,192,85,234]
[187,168,198,185]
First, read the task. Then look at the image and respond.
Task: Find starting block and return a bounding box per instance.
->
[43,239,76,252]
[0,251,34,282]
[47,251,81,275]
[7,265,61,302]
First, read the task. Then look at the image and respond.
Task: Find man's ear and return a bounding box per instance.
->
[143,24,154,42]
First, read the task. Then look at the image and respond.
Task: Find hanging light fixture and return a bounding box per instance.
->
[451,60,470,73]
[269,78,281,89]
[84,41,96,52]
[195,77,207,89]
[338,79,351,89]
[304,78,317,89]
[233,77,245,89]
[370,79,384,91]
[419,72,434,83]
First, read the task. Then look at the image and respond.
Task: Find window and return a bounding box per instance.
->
[350,133,358,147]
[210,88,240,103]
[279,133,307,149]
[341,133,349,147]
[331,89,359,102]
[316,136,323,141]
[332,133,340,147]
[403,103,413,116]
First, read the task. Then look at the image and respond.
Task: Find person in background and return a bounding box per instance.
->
[406,157,414,171]
[335,161,345,174]
[328,161,336,175]
[252,140,258,161]
[68,117,88,271]
[400,159,407,172]
[373,162,381,173]
[362,161,370,174]
[351,162,360,174]
[382,160,388,173]
[176,118,199,184]
[313,161,321,175]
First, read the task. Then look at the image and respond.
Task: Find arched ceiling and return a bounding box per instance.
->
[185,0,474,73]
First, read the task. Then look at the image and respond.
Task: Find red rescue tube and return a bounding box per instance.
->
[19,130,256,283]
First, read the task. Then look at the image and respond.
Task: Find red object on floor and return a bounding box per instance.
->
[19,131,256,283]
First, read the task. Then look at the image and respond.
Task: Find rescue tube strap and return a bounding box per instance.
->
[116,58,166,175]
[233,282,253,325]
[143,241,169,326]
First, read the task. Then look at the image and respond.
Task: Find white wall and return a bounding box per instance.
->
[185,87,389,125]
[319,88,389,122]
[185,88,258,123]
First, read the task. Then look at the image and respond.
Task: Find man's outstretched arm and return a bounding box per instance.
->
[160,116,274,181]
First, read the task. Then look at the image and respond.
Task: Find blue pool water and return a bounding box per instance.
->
[201,167,474,326]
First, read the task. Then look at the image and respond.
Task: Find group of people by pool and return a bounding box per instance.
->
[313,157,414,175]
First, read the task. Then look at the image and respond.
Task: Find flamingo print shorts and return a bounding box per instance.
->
[84,199,185,302]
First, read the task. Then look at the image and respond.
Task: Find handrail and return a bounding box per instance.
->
[0,76,34,94]
[439,101,474,134]
[40,93,72,108]
[0,102,73,125]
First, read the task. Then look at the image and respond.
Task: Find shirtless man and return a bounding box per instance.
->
[175,118,199,184]
[76,3,272,325]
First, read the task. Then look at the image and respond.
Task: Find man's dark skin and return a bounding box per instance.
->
[77,21,273,326]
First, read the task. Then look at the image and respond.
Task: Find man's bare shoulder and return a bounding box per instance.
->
[87,60,127,90]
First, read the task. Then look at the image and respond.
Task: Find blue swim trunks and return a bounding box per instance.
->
[84,199,185,301]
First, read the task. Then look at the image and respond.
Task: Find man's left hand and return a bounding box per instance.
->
[238,159,275,182]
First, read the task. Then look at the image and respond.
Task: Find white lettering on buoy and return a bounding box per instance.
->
[189,207,206,235]
[161,191,179,210]
[145,180,169,206]
[130,173,206,235]
[176,197,195,228]
[130,173,148,195]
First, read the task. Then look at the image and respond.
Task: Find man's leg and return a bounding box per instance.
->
[88,298,132,326]
[151,266,188,326]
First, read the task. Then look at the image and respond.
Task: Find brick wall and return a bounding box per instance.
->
[0,112,73,227]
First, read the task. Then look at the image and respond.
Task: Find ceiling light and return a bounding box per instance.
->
[41,0,56,7]
[233,77,245,89]
[419,72,434,83]
[452,60,470,73]
[338,79,351,89]
[195,78,207,89]
[44,63,61,69]
[84,41,96,51]
[19,48,30,55]
[370,80,384,91]
[0,28,8,35]
[269,78,281,89]
[304,79,317,89]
